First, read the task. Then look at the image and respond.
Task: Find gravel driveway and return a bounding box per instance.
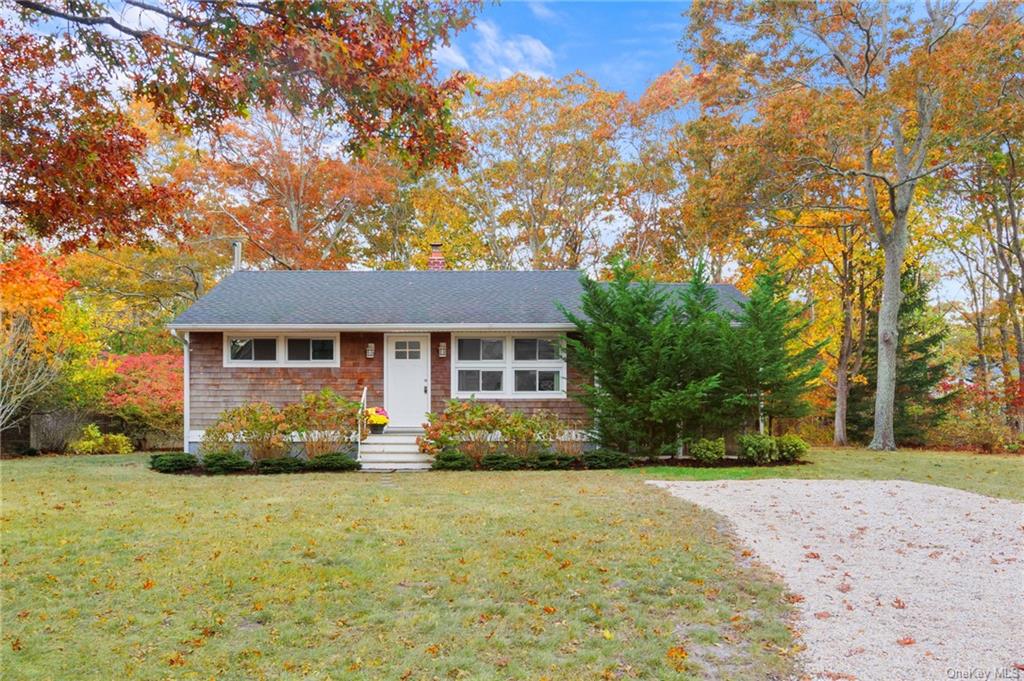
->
[649,479,1023,680]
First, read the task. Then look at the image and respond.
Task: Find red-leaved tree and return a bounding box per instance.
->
[103,353,183,442]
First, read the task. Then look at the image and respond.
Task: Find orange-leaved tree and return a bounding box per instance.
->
[684,1,1020,449]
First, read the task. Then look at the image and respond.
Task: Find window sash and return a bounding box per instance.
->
[224,335,338,367]
[452,335,565,398]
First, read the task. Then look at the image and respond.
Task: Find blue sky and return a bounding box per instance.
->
[435,1,692,98]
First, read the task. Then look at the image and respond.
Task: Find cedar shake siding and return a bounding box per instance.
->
[428,332,589,424]
[189,331,588,432]
[188,331,383,429]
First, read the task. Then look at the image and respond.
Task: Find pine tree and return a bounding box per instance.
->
[562,259,721,456]
[847,267,953,446]
[719,264,824,433]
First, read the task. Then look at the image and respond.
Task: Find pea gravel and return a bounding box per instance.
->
[649,479,1024,680]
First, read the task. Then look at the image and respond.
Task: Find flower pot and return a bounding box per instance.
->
[370,424,385,434]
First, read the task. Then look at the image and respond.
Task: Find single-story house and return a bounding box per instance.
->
[169,253,745,468]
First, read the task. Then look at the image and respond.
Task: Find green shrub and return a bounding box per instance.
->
[531,450,577,470]
[775,434,809,463]
[689,437,725,465]
[582,449,632,469]
[149,452,198,473]
[257,457,307,474]
[431,449,474,471]
[68,424,133,455]
[307,452,360,472]
[738,433,777,465]
[480,451,523,471]
[202,451,252,474]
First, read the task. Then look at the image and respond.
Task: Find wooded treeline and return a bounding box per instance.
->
[2,1,1021,452]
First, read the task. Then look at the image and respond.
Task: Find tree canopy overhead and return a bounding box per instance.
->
[13,0,476,166]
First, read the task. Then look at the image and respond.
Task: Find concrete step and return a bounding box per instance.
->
[361,461,431,471]
[363,434,421,445]
[361,444,422,455]
[359,452,431,463]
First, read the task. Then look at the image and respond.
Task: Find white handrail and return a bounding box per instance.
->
[356,385,368,462]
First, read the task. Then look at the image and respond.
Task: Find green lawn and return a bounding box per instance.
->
[1,454,796,680]
[632,447,1024,501]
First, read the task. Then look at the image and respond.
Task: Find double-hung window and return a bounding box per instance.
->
[452,335,565,398]
[224,334,339,367]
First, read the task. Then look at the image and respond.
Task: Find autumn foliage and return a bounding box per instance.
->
[103,353,184,440]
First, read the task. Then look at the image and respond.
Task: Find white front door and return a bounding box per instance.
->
[384,334,430,428]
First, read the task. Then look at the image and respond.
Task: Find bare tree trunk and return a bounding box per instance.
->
[869,220,907,451]
[833,363,849,446]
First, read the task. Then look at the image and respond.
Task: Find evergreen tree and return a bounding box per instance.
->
[672,262,733,438]
[562,259,721,456]
[848,267,954,446]
[719,264,824,433]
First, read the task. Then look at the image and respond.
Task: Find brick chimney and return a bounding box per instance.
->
[427,242,446,271]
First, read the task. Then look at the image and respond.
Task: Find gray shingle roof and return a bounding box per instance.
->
[169,270,746,328]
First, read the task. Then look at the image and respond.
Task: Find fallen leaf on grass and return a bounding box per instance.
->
[666,646,687,660]
[896,637,916,646]
[785,593,805,603]
[805,552,821,559]
[141,579,155,590]
[543,606,557,614]
[837,582,852,593]
[814,612,831,620]
[892,598,906,609]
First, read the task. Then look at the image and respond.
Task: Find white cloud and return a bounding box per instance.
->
[527,1,558,21]
[433,43,470,71]
[471,20,554,79]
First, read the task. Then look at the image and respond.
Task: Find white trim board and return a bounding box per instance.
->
[170,323,575,332]
[221,332,341,368]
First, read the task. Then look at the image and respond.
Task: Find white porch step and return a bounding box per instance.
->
[360,461,431,471]
[359,452,430,463]
[360,442,421,453]
[358,432,431,471]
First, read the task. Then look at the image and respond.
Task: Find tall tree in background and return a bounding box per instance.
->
[196,109,398,269]
[12,0,476,166]
[848,267,954,446]
[0,21,186,249]
[4,1,477,249]
[455,73,626,269]
[685,1,1019,449]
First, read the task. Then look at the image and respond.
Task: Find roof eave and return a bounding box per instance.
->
[166,322,577,332]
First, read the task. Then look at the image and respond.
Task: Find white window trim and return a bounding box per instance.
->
[451,333,566,399]
[222,332,340,368]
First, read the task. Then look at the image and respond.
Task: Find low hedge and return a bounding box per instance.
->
[738,433,777,465]
[738,433,809,465]
[202,451,253,474]
[689,437,725,465]
[581,449,632,469]
[480,452,521,471]
[776,434,809,463]
[149,453,198,473]
[530,451,577,470]
[257,457,307,474]
[307,452,360,472]
[431,449,474,471]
